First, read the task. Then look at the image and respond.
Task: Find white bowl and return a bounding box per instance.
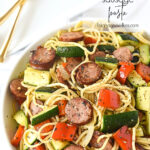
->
[1,19,150,150]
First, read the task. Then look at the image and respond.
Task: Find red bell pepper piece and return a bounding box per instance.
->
[84,37,97,45]
[98,89,120,110]
[55,100,68,116]
[62,62,68,69]
[52,122,77,141]
[116,62,135,84]
[113,126,132,150]
[11,125,24,147]
[136,63,150,82]
[34,120,54,139]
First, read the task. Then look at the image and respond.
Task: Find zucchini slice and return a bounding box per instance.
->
[146,112,150,135]
[51,139,70,150]
[101,111,138,133]
[136,87,150,111]
[24,67,51,86]
[31,105,59,125]
[56,46,84,57]
[128,70,147,87]
[97,45,115,53]
[117,33,139,46]
[13,110,28,128]
[139,44,150,65]
[23,131,37,150]
[35,87,57,100]
[87,45,115,54]
[95,57,118,69]
[136,126,144,137]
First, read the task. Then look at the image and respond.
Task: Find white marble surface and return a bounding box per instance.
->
[0,0,150,149]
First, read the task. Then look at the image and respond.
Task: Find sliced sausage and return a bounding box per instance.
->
[65,98,93,125]
[113,47,132,62]
[135,143,144,150]
[29,46,56,70]
[66,57,82,73]
[57,66,70,81]
[56,67,70,85]
[138,111,144,121]
[30,100,43,116]
[56,57,81,84]
[10,79,27,104]
[56,68,65,84]
[76,62,101,85]
[64,144,84,150]
[59,32,84,42]
[90,131,113,149]
[89,51,106,61]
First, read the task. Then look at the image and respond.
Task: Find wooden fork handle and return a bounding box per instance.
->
[0,1,26,62]
[0,0,25,25]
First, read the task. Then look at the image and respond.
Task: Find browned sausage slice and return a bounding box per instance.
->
[90,131,113,149]
[89,51,106,61]
[64,144,84,150]
[56,67,70,85]
[30,100,43,116]
[10,79,27,103]
[29,46,56,70]
[65,98,93,125]
[56,57,81,84]
[66,57,82,73]
[135,143,144,150]
[76,62,101,85]
[138,111,144,122]
[113,47,132,62]
[59,32,84,42]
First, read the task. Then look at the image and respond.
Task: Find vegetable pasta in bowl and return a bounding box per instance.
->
[3,20,150,150]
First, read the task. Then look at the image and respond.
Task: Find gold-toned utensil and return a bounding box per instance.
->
[0,0,25,25]
[0,0,26,63]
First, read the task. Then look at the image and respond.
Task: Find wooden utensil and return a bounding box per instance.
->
[0,0,25,25]
[0,0,26,62]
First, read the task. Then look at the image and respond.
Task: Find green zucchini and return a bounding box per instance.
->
[31,105,59,125]
[24,67,51,86]
[117,33,139,46]
[139,44,150,65]
[35,87,57,100]
[101,111,138,133]
[86,46,93,52]
[136,126,144,136]
[56,46,84,57]
[95,57,118,69]
[136,87,150,111]
[128,70,147,87]
[51,139,70,150]
[97,45,115,53]
[87,45,115,54]
[23,132,37,150]
[13,110,28,128]
[146,112,150,135]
